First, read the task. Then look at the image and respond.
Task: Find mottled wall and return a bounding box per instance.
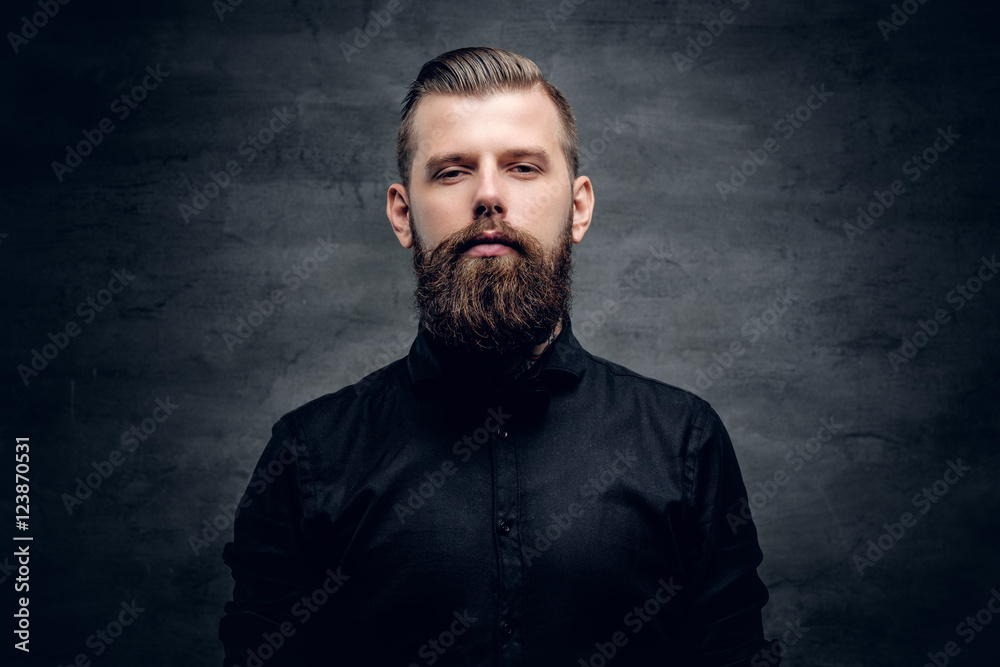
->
[3,0,999,665]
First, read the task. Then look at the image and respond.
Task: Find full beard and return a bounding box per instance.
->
[411,211,573,358]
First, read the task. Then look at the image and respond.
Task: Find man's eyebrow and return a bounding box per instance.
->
[423,147,552,176]
[504,146,551,163]
[424,153,471,175]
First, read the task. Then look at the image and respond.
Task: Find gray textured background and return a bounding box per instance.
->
[3,0,999,665]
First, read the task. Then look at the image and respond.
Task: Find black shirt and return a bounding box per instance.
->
[220,319,773,666]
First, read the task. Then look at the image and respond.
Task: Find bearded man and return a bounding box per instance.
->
[221,47,777,667]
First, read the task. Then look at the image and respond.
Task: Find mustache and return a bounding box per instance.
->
[424,216,540,264]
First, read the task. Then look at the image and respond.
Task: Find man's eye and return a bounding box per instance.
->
[437,169,465,180]
[511,164,538,174]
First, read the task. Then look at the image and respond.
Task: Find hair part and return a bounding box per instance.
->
[396,47,579,187]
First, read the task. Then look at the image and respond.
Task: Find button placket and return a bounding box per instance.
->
[490,416,523,664]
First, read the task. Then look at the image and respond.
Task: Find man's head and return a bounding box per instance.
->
[386,47,595,358]
[395,47,579,188]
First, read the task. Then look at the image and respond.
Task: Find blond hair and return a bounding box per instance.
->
[396,47,579,186]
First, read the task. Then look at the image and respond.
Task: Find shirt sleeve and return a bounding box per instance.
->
[218,418,327,666]
[676,402,778,667]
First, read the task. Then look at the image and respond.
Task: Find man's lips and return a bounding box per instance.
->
[464,243,516,257]
[460,232,520,257]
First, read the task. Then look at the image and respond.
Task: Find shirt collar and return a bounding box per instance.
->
[406,317,587,392]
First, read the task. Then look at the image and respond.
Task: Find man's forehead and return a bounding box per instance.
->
[409,89,562,153]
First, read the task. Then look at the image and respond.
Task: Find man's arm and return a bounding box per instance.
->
[677,402,778,666]
[219,419,326,666]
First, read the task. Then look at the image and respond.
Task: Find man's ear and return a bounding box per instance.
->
[387,183,413,248]
[570,175,595,244]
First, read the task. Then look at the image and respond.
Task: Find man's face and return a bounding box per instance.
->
[387,88,594,356]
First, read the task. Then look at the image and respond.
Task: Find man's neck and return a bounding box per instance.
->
[508,319,562,381]
[424,318,563,387]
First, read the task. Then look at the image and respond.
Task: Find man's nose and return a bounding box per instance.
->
[473,170,506,219]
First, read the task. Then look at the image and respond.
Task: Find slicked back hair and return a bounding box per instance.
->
[396,47,579,187]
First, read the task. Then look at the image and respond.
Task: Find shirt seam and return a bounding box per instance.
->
[277,414,316,532]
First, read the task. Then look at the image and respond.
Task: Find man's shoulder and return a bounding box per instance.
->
[577,347,717,420]
[276,356,410,431]
[571,348,732,457]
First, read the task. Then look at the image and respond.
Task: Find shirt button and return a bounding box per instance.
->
[502,622,513,637]
[499,520,511,535]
